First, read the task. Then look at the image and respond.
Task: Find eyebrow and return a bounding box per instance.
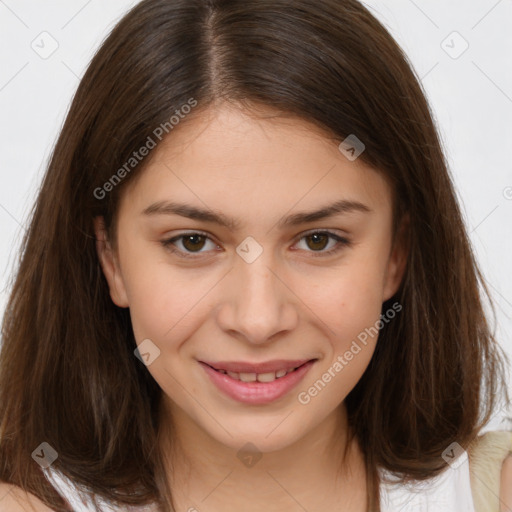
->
[141,199,372,230]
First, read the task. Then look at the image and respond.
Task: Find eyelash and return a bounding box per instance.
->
[160,230,351,259]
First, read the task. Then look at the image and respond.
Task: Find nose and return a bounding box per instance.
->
[216,250,299,345]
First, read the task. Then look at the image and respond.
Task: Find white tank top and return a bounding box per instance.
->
[379,449,476,511]
[43,453,476,512]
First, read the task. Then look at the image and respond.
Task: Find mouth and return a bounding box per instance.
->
[201,359,313,382]
[198,359,317,405]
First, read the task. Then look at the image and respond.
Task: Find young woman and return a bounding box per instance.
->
[0,0,511,511]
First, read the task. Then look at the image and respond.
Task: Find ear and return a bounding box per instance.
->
[93,216,129,308]
[382,213,409,302]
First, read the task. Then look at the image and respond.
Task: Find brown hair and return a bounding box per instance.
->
[0,0,509,510]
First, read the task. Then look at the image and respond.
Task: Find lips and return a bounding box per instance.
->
[198,358,317,404]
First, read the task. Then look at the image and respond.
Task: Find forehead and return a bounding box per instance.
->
[119,103,393,223]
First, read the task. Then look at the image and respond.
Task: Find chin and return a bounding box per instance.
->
[208,419,306,454]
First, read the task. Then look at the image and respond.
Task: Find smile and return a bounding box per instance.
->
[214,365,300,383]
[198,359,317,405]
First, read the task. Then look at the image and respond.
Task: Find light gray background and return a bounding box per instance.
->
[0,1,511,428]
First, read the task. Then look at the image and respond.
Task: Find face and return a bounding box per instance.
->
[95,103,407,454]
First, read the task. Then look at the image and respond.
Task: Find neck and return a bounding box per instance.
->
[158,399,368,512]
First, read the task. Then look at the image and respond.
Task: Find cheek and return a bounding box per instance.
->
[126,269,207,343]
[306,257,386,337]
[303,254,387,384]
[295,270,383,409]
[119,242,222,350]
[116,238,178,337]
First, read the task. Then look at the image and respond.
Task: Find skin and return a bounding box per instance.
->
[94,102,409,512]
[501,455,512,512]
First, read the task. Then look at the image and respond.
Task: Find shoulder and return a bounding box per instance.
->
[500,453,512,512]
[0,482,55,512]
[467,430,512,512]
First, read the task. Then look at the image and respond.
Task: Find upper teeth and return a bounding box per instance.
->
[217,367,298,383]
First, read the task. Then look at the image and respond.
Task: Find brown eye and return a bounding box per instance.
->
[305,233,330,251]
[181,234,207,252]
[294,230,351,257]
[161,231,218,258]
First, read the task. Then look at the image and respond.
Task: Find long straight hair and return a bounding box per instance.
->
[0,0,509,510]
